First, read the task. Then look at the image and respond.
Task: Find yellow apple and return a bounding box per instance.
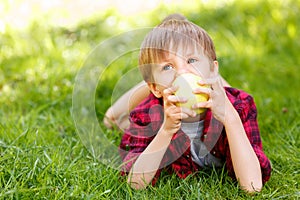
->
[173,73,209,114]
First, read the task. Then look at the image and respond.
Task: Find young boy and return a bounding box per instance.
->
[104,13,230,130]
[119,19,271,192]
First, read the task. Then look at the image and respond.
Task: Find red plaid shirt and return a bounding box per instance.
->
[119,87,271,185]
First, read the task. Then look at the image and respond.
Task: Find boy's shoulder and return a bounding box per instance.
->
[129,93,164,126]
[225,87,255,104]
[225,87,253,100]
[224,87,257,119]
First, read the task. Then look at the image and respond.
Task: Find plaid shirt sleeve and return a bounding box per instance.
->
[210,87,271,184]
[118,94,165,184]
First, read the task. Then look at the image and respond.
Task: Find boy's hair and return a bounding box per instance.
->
[139,20,217,83]
[161,13,187,23]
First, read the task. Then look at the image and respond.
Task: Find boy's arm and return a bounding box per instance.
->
[104,81,149,129]
[222,98,263,192]
[127,86,195,189]
[222,90,271,187]
[194,76,265,192]
[127,129,173,189]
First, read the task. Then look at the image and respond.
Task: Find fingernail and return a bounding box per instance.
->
[192,111,197,117]
[181,97,187,102]
[198,80,205,85]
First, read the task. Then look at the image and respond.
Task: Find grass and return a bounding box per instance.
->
[1,0,300,199]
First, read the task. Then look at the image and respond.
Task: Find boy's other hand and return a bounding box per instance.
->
[161,86,197,135]
[192,75,229,124]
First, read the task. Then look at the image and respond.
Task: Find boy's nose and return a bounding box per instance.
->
[176,63,192,75]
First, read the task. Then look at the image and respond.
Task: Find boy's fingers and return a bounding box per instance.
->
[180,107,197,118]
[180,113,189,119]
[167,95,187,103]
[192,100,211,110]
[197,75,220,86]
[193,87,211,95]
[167,104,196,119]
[171,111,194,120]
[197,76,225,93]
[163,85,178,96]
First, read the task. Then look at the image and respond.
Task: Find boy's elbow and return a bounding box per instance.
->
[241,180,262,193]
[127,175,150,190]
[239,167,263,193]
[128,181,148,190]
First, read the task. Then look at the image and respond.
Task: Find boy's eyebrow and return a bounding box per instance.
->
[162,57,172,62]
[185,48,203,57]
[185,52,198,58]
[160,53,172,62]
[185,52,195,57]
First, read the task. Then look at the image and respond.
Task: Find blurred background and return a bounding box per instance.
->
[0,0,299,198]
[1,0,299,123]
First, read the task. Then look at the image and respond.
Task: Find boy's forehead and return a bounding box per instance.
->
[158,45,204,59]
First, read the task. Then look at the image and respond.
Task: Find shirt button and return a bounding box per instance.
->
[186,155,190,158]
[213,151,216,155]
[203,134,207,138]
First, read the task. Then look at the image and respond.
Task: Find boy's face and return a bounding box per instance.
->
[148,47,217,96]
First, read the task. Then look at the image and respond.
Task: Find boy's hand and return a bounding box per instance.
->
[161,86,196,135]
[192,74,230,124]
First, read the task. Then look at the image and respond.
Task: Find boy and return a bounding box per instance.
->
[104,13,230,130]
[119,19,271,192]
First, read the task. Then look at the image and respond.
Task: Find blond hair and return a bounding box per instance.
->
[161,13,187,23]
[139,20,217,83]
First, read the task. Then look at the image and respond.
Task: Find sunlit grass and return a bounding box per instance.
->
[0,0,299,199]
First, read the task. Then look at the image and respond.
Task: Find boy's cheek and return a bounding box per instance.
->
[154,73,175,88]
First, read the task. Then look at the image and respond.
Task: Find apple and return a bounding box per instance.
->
[173,73,209,114]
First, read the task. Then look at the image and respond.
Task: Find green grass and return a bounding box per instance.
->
[1,0,300,199]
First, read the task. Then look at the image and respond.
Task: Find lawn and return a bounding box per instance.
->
[0,0,299,199]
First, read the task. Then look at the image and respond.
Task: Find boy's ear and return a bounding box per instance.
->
[212,60,219,76]
[147,83,163,98]
[213,60,219,71]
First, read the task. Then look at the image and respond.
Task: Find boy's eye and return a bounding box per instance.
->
[187,58,198,64]
[162,64,173,71]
